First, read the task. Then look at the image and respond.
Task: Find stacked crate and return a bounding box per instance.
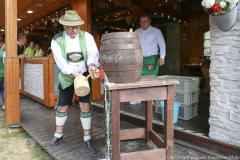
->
[155,75,200,120]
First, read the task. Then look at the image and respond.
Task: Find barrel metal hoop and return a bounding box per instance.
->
[102,65,141,72]
[101,32,138,40]
[100,44,141,51]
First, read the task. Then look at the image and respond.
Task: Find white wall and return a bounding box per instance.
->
[209,4,240,147]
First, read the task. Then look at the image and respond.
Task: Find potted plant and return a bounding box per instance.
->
[201,0,239,31]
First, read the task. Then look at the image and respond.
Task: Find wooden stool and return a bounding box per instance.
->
[105,76,178,160]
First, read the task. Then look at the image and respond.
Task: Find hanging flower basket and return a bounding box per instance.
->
[202,0,239,31]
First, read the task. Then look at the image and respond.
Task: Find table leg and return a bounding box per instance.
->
[146,101,153,141]
[111,91,121,160]
[164,86,174,160]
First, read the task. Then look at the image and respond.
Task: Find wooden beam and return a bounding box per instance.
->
[119,87,167,102]
[111,90,121,160]
[149,130,165,148]
[146,101,153,141]
[70,0,91,32]
[91,31,102,101]
[5,0,20,125]
[174,130,240,156]
[70,0,102,102]
[17,0,69,29]
[48,57,57,107]
[164,85,174,160]
[120,128,145,140]
[5,0,17,57]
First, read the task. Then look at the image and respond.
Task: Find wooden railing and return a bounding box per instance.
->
[21,57,56,107]
[21,56,102,107]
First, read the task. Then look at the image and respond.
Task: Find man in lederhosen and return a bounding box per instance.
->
[135,13,166,76]
[45,10,99,154]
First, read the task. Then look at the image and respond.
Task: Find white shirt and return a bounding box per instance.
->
[135,26,166,58]
[51,31,99,75]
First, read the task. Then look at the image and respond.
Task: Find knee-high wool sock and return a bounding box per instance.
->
[55,110,67,138]
[80,111,92,142]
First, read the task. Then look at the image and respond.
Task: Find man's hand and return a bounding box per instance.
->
[88,65,101,79]
[88,65,97,74]
[159,58,165,66]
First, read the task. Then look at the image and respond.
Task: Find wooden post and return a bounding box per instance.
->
[71,0,91,32]
[111,90,121,160]
[71,0,102,101]
[4,0,20,125]
[48,57,57,107]
[164,85,174,160]
[146,101,153,141]
[91,30,102,101]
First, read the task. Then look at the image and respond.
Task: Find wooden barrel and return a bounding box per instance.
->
[100,32,143,83]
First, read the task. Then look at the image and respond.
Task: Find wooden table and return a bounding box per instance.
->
[104,76,179,160]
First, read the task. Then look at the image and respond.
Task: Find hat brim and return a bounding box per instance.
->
[59,17,85,26]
